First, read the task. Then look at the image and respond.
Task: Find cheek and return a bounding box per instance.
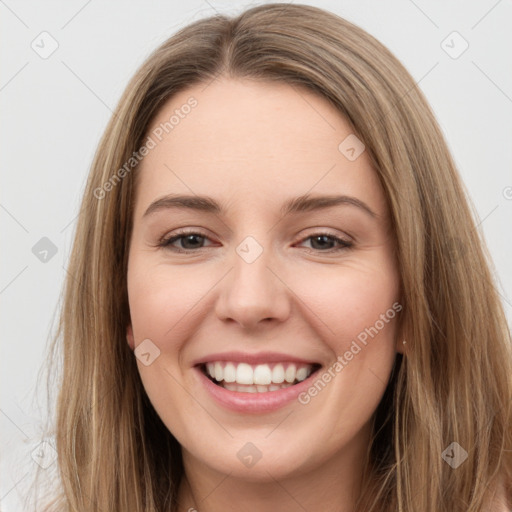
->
[290,259,400,409]
[127,261,215,346]
[293,259,400,348]
[126,263,204,433]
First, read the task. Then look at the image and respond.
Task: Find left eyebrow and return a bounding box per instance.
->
[143,193,378,219]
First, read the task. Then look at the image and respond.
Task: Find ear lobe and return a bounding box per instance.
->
[394,323,407,355]
[126,324,135,350]
[394,308,407,355]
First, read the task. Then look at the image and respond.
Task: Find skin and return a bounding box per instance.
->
[126,76,404,512]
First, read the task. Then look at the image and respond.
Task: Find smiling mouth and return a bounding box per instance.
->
[199,361,322,393]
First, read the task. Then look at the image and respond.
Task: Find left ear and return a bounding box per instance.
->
[394,310,407,355]
[126,323,135,350]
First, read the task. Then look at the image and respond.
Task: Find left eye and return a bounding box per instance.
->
[159,231,353,253]
[159,232,213,252]
[299,233,353,252]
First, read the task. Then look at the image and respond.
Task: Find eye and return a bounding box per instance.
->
[157,230,353,254]
[158,230,212,253]
[295,232,353,253]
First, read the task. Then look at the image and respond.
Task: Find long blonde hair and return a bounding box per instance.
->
[36,3,511,511]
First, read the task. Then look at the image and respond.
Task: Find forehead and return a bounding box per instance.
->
[135,77,387,218]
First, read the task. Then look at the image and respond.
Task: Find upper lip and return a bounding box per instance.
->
[192,351,322,367]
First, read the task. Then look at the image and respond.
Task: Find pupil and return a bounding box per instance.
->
[311,235,332,250]
[182,234,202,249]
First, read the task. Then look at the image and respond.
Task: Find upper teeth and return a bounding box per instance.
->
[205,362,313,385]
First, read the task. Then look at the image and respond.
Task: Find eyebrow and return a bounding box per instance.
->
[143,193,377,219]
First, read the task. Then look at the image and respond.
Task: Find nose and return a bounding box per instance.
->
[214,238,291,330]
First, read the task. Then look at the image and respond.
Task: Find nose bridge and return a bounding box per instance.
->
[215,232,290,327]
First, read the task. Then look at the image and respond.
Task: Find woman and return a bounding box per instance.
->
[38,3,511,511]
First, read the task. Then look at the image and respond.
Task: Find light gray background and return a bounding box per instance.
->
[1,0,511,509]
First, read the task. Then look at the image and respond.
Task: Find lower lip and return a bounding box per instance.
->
[194,366,321,413]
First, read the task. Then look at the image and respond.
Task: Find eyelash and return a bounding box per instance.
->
[158,229,353,254]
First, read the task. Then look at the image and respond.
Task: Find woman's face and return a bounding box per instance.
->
[126,77,402,481]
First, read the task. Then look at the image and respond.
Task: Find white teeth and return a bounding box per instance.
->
[214,362,223,382]
[223,382,294,393]
[253,364,272,385]
[284,364,296,383]
[204,361,315,387]
[223,362,236,383]
[296,367,309,382]
[271,364,285,383]
[236,363,253,384]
